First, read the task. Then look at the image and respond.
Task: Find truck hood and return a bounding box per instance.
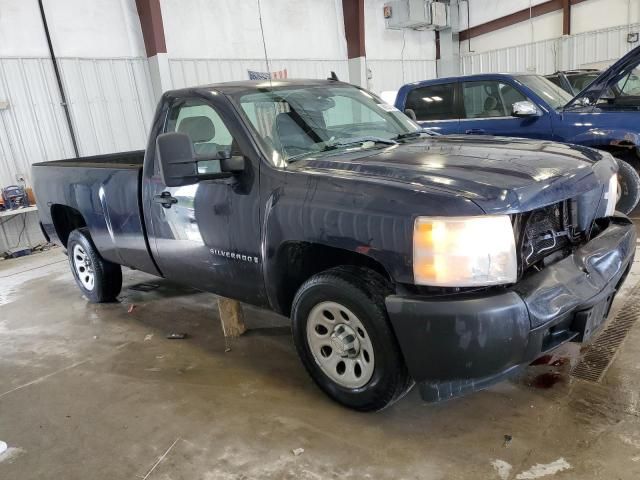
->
[288,135,615,214]
[566,44,640,108]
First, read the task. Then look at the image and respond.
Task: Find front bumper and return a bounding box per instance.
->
[385,216,636,402]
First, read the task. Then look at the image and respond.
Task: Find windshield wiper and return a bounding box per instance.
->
[324,136,398,148]
[394,131,430,140]
[286,136,397,163]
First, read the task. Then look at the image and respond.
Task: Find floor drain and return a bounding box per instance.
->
[571,280,640,383]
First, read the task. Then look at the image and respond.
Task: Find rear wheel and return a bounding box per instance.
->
[291,267,413,411]
[613,156,640,214]
[67,228,122,303]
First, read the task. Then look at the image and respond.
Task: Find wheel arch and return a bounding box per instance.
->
[50,204,87,247]
[268,241,394,317]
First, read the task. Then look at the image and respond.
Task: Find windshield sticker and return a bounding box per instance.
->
[378,103,400,112]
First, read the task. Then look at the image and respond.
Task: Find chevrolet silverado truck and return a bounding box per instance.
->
[395,45,640,214]
[33,79,635,411]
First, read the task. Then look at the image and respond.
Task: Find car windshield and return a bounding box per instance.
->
[233,84,423,166]
[515,75,574,109]
[567,73,599,93]
[614,69,640,96]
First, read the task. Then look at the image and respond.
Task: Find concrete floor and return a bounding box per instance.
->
[3,241,640,480]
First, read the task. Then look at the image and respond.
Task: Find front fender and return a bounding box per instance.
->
[565,128,640,149]
[261,170,484,312]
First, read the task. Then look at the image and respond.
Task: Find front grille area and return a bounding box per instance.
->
[514,200,584,275]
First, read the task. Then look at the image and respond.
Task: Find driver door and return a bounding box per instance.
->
[146,95,265,304]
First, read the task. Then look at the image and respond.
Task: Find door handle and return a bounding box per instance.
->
[465,128,486,135]
[154,191,178,209]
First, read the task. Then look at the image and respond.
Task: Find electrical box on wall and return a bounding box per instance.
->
[430,2,448,28]
[384,0,449,30]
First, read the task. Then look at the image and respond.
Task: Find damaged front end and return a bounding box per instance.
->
[387,214,635,402]
[512,167,618,281]
[385,156,635,402]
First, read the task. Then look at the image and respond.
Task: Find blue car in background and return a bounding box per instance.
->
[395,45,640,213]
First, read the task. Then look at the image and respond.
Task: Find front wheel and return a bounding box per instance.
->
[614,158,640,214]
[291,267,413,411]
[67,228,122,303]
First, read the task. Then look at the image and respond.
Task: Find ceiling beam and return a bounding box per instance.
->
[459,0,588,42]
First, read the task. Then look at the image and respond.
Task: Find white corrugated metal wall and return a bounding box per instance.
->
[167,58,436,95]
[0,57,73,252]
[0,56,155,253]
[366,59,437,94]
[461,22,640,75]
[58,58,156,156]
[168,58,350,89]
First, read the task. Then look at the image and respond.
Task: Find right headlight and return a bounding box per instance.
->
[604,173,617,217]
[413,216,518,287]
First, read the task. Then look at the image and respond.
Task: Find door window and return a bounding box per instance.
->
[165,100,235,163]
[404,83,457,121]
[462,81,527,118]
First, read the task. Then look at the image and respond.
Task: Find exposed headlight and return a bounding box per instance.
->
[413,216,517,287]
[604,173,617,217]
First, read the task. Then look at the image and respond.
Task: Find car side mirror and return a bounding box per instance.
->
[156,132,243,187]
[512,101,539,117]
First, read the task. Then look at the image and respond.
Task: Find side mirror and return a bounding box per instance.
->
[156,132,244,187]
[512,101,539,117]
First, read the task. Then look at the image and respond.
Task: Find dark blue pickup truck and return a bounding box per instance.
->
[395,45,640,214]
[33,79,635,410]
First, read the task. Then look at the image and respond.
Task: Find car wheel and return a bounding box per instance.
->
[291,266,413,411]
[67,228,122,303]
[614,158,640,214]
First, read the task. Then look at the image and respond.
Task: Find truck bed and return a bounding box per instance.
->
[32,150,159,276]
[32,150,144,169]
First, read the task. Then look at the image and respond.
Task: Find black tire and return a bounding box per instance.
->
[291,266,413,411]
[614,157,640,214]
[67,228,122,303]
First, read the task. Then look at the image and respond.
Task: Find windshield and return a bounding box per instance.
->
[613,69,640,96]
[515,75,574,109]
[567,73,599,93]
[233,84,422,165]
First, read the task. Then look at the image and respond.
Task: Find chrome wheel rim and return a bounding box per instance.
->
[72,244,95,291]
[306,301,375,388]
